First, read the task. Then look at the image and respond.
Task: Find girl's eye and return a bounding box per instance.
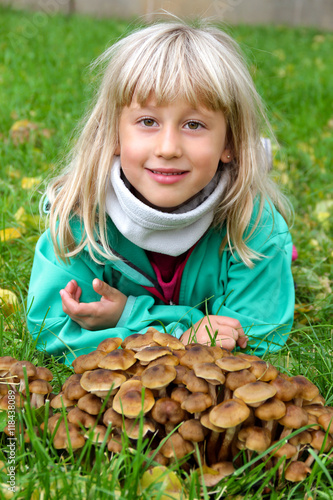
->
[141,118,156,127]
[185,121,202,130]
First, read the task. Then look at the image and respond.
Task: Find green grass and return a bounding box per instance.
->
[0,5,333,499]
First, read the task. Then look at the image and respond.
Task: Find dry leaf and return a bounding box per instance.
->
[21,177,42,190]
[0,288,19,316]
[0,227,22,242]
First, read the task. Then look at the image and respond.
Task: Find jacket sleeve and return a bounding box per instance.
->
[211,210,295,356]
[27,230,204,365]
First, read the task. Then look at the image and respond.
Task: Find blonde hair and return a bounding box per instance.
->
[46,20,291,267]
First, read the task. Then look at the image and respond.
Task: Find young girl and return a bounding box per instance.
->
[27,21,295,365]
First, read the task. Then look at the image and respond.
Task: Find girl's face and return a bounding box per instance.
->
[115,96,232,211]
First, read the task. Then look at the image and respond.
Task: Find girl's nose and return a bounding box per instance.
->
[154,126,182,159]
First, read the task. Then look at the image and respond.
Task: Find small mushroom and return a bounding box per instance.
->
[181,392,213,419]
[27,379,53,408]
[284,461,311,482]
[160,432,194,460]
[209,399,250,461]
[234,381,277,408]
[97,337,122,353]
[98,349,136,371]
[151,397,187,435]
[113,379,155,418]
[141,364,177,397]
[10,361,36,392]
[80,369,126,398]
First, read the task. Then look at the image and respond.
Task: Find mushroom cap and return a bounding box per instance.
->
[62,373,82,391]
[134,346,172,364]
[291,375,320,402]
[254,397,286,421]
[237,426,271,453]
[30,366,53,382]
[108,436,123,453]
[160,432,194,459]
[113,380,155,417]
[180,344,214,369]
[248,360,278,381]
[173,365,189,385]
[179,419,207,442]
[310,430,333,452]
[124,331,158,351]
[151,397,186,425]
[141,364,177,390]
[289,430,312,446]
[103,407,124,430]
[67,408,97,429]
[121,333,141,349]
[317,412,333,433]
[10,360,36,379]
[180,392,213,414]
[146,354,179,368]
[270,441,297,459]
[225,369,256,391]
[269,376,298,401]
[152,329,185,350]
[200,412,225,433]
[0,356,17,372]
[96,337,122,353]
[278,405,308,429]
[53,422,85,450]
[193,363,225,385]
[209,399,250,428]
[72,350,107,373]
[64,380,88,401]
[170,387,191,405]
[284,461,311,482]
[28,379,53,395]
[123,417,155,439]
[80,369,126,393]
[200,462,235,487]
[182,370,209,393]
[85,424,109,443]
[234,381,276,406]
[98,349,136,371]
[215,356,251,372]
[50,391,75,409]
[77,393,103,415]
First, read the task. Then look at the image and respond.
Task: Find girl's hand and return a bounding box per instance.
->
[181,315,247,351]
[60,279,127,330]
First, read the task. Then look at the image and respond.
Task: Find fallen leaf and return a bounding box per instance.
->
[0,288,19,316]
[0,227,22,242]
[21,177,42,190]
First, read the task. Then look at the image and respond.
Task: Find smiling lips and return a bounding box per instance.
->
[146,168,189,184]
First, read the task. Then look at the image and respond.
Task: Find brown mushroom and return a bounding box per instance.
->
[160,432,194,460]
[151,397,187,435]
[141,364,177,397]
[113,379,155,418]
[98,349,136,371]
[181,392,213,418]
[27,379,53,408]
[233,381,276,408]
[80,369,126,398]
[10,361,36,392]
[97,337,122,353]
[284,461,311,482]
[209,399,250,461]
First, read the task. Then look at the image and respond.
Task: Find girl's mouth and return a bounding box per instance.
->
[151,170,184,176]
[147,169,189,184]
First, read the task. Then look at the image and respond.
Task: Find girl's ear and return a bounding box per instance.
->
[115,143,121,155]
[221,148,233,163]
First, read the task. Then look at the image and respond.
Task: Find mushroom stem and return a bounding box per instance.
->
[207,431,220,465]
[218,425,239,462]
[208,384,217,406]
[304,450,319,468]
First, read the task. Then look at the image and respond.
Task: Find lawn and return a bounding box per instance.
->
[0,5,333,499]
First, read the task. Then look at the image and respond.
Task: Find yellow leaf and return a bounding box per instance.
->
[0,227,22,242]
[21,177,42,190]
[0,289,19,316]
[140,466,184,500]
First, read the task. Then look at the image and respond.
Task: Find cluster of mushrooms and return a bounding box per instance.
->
[1,329,333,486]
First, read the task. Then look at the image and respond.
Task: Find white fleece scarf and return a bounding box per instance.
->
[105,157,229,256]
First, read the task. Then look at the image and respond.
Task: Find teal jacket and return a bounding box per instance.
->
[27,200,295,365]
